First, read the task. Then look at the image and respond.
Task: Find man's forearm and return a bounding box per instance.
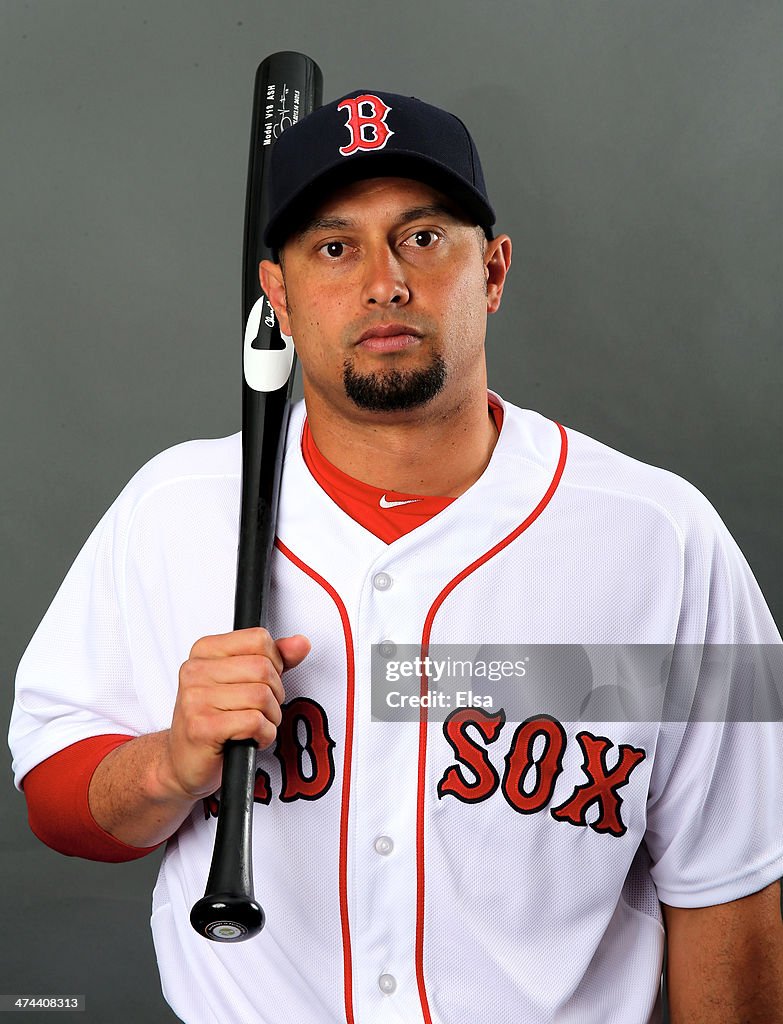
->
[664,883,783,1023]
[88,731,197,848]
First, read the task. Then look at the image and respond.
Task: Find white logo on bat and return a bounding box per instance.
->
[243,296,295,392]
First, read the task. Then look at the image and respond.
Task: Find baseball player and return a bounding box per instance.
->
[9,91,783,1023]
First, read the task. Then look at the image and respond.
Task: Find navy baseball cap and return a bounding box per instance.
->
[264,90,496,251]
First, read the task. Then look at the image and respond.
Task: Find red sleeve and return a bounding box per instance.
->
[22,735,163,863]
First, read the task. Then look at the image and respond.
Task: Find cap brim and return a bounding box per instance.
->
[264,151,496,250]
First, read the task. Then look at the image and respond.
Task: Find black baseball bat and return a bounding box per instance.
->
[190,51,323,943]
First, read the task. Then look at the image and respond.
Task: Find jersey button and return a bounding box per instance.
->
[373,572,392,591]
[378,973,397,995]
[374,835,394,856]
[379,640,397,657]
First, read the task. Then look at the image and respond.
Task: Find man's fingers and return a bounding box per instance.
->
[175,631,312,767]
[205,682,284,726]
[182,654,286,705]
[188,628,311,677]
[276,634,312,671]
[189,627,285,673]
[189,709,280,751]
[168,630,313,798]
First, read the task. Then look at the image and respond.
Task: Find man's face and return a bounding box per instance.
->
[260,176,511,422]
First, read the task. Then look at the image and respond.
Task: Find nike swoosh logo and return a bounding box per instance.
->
[379,494,424,509]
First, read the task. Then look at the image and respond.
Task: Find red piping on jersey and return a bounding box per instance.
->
[276,539,357,1024]
[414,421,569,1024]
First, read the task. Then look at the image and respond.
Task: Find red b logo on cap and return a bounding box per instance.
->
[337,95,394,156]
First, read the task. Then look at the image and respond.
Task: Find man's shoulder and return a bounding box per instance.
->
[108,433,242,527]
[500,399,722,536]
[115,399,308,520]
[127,432,241,490]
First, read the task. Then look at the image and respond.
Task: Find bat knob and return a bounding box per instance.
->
[190,893,265,942]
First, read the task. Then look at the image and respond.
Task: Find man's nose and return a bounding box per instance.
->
[361,247,410,307]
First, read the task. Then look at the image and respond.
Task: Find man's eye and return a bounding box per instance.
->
[403,229,441,249]
[320,241,346,258]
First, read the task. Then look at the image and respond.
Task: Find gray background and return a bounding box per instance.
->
[2,1,780,1021]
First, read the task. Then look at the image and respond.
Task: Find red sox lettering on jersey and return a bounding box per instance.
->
[338,94,394,155]
[205,702,648,840]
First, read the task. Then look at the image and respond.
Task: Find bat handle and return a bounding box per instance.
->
[189,741,265,941]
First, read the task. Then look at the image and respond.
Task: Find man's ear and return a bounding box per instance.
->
[484,235,512,315]
[259,259,292,335]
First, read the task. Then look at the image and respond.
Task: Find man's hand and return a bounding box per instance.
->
[161,628,311,802]
[88,628,311,848]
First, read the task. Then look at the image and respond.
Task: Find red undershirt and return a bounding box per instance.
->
[302,394,504,543]
[22,395,505,860]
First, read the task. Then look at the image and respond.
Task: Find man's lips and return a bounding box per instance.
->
[356,324,423,352]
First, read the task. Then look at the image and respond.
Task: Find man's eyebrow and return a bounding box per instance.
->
[396,204,466,226]
[296,216,354,237]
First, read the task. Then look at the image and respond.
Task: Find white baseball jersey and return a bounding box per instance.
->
[10,395,783,1024]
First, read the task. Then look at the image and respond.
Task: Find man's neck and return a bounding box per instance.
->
[302,387,500,498]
